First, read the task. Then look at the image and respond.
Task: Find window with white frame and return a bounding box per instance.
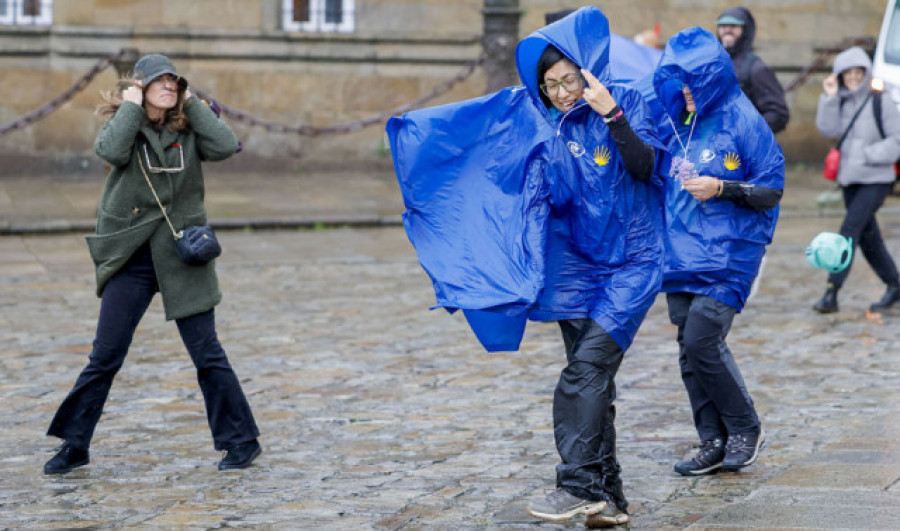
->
[282,0,354,33]
[0,0,52,26]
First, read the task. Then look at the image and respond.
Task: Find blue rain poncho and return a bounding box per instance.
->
[386,7,664,352]
[609,33,662,83]
[651,27,785,311]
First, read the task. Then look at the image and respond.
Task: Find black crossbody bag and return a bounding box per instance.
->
[137,146,221,265]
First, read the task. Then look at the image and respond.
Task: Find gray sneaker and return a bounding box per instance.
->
[584,503,630,528]
[526,488,608,522]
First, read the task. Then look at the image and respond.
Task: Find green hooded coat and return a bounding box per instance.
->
[87,95,238,320]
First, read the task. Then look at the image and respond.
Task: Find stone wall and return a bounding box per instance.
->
[0,0,891,171]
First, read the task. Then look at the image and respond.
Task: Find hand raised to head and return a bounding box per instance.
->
[823,74,838,98]
[581,68,617,116]
[123,82,143,106]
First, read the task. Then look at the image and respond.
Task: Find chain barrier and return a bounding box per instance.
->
[0,36,879,139]
[193,55,486,137]
[0,48,484,138]
[0,49,130,137]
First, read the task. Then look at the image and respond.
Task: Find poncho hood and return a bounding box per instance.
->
[653,26,742,119]
[516,6,611,118]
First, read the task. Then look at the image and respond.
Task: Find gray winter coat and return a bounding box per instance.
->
[816,46,900,186]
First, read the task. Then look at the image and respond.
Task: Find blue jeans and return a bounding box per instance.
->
[666,293,759,442]
[47,244,259,451]
[554,319,627,511]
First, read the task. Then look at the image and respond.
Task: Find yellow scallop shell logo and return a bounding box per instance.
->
[594,146,611,166]
[724,152,741,170]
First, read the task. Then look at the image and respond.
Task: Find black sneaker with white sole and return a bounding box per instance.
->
[673,437,725,476]
[722,428,765,470]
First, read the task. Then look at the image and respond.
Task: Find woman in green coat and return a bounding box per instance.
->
[43,54,260,474]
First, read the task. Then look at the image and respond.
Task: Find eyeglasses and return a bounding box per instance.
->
[143,144,184,173]
[540,74,584,96]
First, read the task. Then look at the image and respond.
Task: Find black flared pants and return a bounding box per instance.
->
[47,244,259,451]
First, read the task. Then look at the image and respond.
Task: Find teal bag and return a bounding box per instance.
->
[806,232,853,273]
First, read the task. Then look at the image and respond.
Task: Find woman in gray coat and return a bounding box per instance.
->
[813,46,900,313]
[43,54,260,474]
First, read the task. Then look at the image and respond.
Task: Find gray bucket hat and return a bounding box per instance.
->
[132,54,188,87]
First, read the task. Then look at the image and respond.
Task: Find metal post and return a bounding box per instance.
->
[482,0,521,93]
[112,48,140,78]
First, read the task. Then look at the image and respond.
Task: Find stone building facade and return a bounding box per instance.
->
[0,0,890,171]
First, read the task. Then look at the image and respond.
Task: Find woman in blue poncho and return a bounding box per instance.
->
[519,44,658,527]
[388,7,663,526]
[652,27,784,477]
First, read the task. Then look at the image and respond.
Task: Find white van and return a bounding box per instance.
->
[873,0,900,107]
[872,0,900,190]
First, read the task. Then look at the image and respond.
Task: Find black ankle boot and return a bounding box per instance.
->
[44,442,90,475]
[813,285,839,313]
[870,284,900,312]
[218,439,261,470]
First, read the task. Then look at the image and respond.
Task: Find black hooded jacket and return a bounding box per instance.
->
[717,6,790,133]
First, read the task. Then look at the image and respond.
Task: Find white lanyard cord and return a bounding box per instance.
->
[555,102,590,137]
[666,112,697,158]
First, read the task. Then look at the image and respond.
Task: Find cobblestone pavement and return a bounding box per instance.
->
[1,164,899,528]
[1,217,898,529]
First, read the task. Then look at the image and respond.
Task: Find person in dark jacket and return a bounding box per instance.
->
[812,46,900,313]
[716,6,790,133]
[43,54,261,475]
[652,27,784,476]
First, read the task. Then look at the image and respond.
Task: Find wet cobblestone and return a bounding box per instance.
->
[2,161,899,528]
[1,217,898,529]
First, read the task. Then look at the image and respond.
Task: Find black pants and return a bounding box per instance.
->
[666,293,759,442]
[47,244,259,451]
[830,183,899,289]
[554,319,627,511]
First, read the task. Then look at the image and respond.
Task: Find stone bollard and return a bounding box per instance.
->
[482,0,521,94]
